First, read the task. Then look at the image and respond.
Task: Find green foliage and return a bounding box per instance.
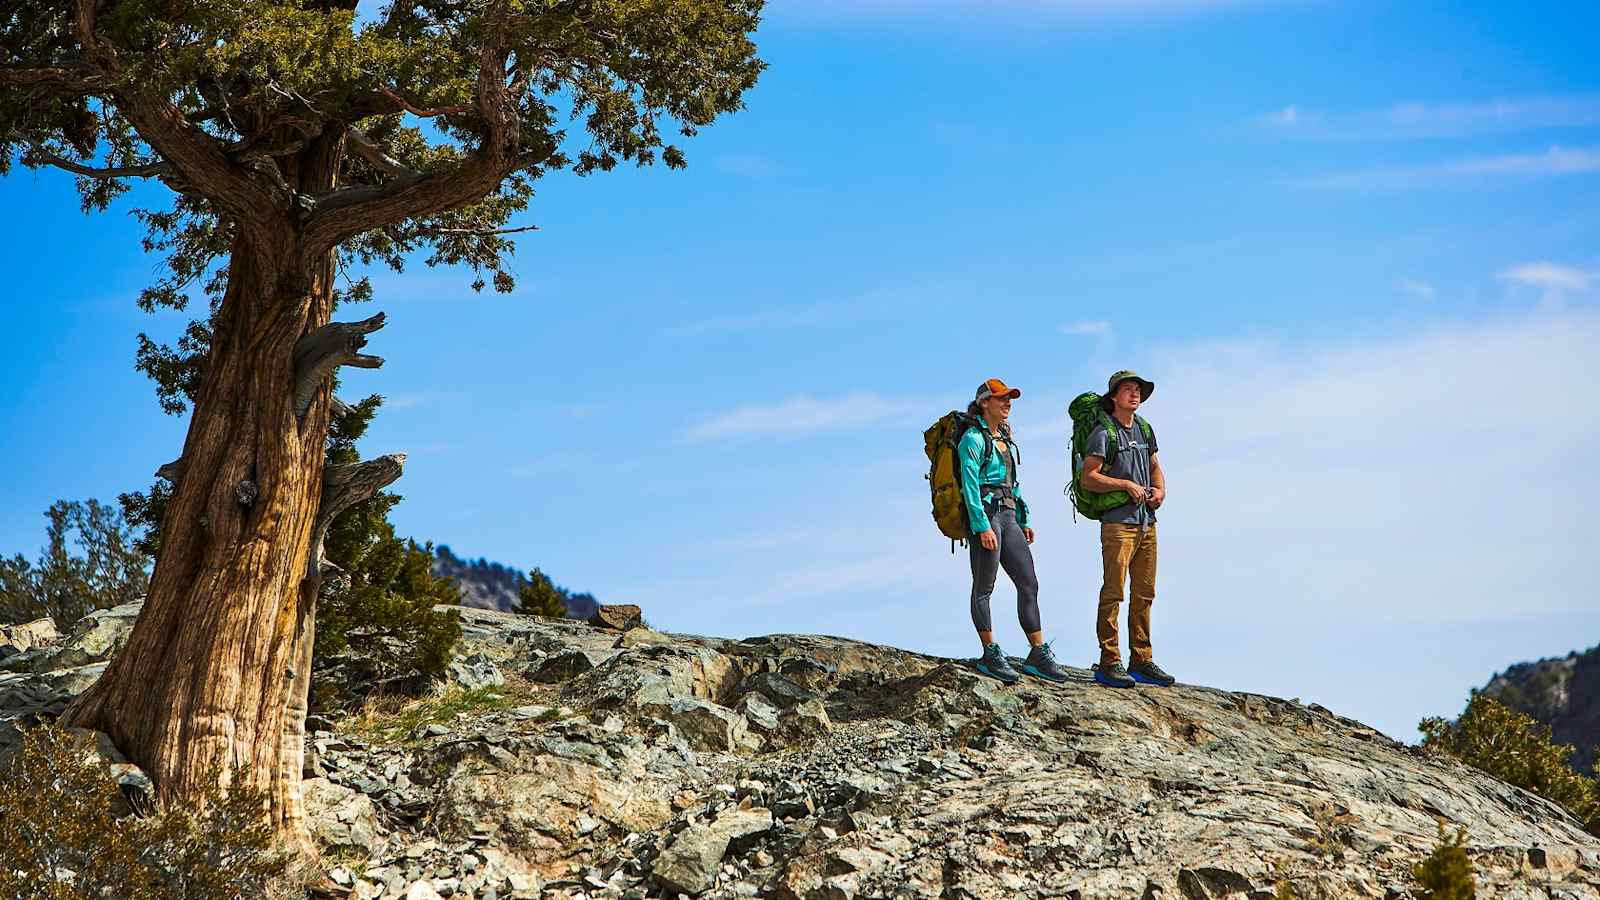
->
[0,724,289,899]
[315,527,463,688]
[1420,694,1600,835]
[1412,822,1476,900]
[313,395,461,701]
[0,500,149,628]
[4,0,765,321]
[1273,882,1300,900]
[516,567,570,618]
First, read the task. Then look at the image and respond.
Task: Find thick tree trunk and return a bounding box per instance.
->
[64,135,359,854]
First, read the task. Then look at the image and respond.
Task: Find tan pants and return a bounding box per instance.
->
[1098,523,1157,667]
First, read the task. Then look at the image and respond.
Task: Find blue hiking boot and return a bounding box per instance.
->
[1128,660,1176,687]
[975,643,1021,685]
[1092,661,1136,689]
[1022,641,1068,683]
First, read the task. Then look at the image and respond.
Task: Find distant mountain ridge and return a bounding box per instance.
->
[430,545,599,620]
[1479,643,1600,776]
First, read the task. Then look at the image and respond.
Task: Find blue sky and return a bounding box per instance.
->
[3,0,1597,742]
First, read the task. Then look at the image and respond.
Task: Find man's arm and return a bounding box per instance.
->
[1081,455,1146,502]
[1149,452,1166,508]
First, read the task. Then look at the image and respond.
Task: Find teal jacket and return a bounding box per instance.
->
[958,420,1028,534]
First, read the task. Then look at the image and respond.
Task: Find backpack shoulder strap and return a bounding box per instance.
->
[1136,415,1152,440]
[1094,410,1121,465]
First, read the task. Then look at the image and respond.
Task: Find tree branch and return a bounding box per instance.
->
[291,312,386,417]
[377,87,472,119]
[17,137,171,179]
[155,458,183,482]
[301,41,529,257]
[388,223,538,239]
[345,127,420,179]
[0,66,98,91]
[306,454,406,580]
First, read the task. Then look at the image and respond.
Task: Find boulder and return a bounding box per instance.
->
[529,648,599,683]
[444,651,505,692]
[40,601,143,670]
[653,805,774,895]
[0,617,58,654]
[642,697,750,752]
[302,777,384,853]
[738,671,819,709]
[588,604,643,631]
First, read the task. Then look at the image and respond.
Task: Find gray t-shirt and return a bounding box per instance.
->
[1084,418,1159,526]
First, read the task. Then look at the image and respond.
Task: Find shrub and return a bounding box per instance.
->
[0,500,149,629]
[1412,822,1475,900]
[516,567,570,618]
[1420,695,1600,835]
[315,526,463,694]
[0,724,289,899]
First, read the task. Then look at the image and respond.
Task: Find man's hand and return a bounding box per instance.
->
[1149,486,1165,509]
[979,529,998,551]
[1124,481,1148,504]
[1023,527,1035,545]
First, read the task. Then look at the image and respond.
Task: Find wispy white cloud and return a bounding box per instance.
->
[682,392,924,441]
[1497,262,1592,294]
[1261,95,1600,141]
[1060,320,1113,337]
[1302,145,1600,190]
[1399,279,1436,300]
[645,308,1600,744]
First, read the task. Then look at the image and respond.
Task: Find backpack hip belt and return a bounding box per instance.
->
[981,483,1018,512]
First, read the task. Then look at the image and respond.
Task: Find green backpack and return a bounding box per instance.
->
[1066,392,1151,521]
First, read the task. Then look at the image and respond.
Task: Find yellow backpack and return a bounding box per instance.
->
[923,410,992,548]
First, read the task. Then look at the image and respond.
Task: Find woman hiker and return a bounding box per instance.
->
[962,378,1069,685]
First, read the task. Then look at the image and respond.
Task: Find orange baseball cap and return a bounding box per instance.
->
[975,378,1021,401]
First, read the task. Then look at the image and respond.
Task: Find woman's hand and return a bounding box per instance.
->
[1024,527,1035,545]
[979,529,998,551]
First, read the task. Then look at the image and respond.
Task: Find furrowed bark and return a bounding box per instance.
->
[278,453,404,853]
[63,127,356,855]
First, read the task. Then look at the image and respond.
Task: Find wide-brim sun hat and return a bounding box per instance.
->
[1105,370,1154,402]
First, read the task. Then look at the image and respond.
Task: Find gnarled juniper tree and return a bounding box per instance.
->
[2,0,762,851]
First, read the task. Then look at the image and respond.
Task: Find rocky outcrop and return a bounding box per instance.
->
[1481,644,1600,776]
[4,602,1600,898]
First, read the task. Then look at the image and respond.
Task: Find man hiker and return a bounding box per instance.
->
[961,379,1069,685]
[1080,370,1176,689]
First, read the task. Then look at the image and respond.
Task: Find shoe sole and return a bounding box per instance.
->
[1129,671,1175,687]
[975,662,1020,685]
[1022,664,1067,684]
[1093,673,1136,689]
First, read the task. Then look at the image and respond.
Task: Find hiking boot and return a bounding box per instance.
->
[1022,641,1068,683]
[975,643,1020,685]
[1092,661,1136,689]
[1129,660,1176,687]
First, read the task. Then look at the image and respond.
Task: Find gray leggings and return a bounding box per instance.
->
[968,507,1041,634]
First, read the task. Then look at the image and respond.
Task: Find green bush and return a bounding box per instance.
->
[1412,822,1475,900]
[1420,694,1600,835]
[516,566,570,618]
[0,724,289,899]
